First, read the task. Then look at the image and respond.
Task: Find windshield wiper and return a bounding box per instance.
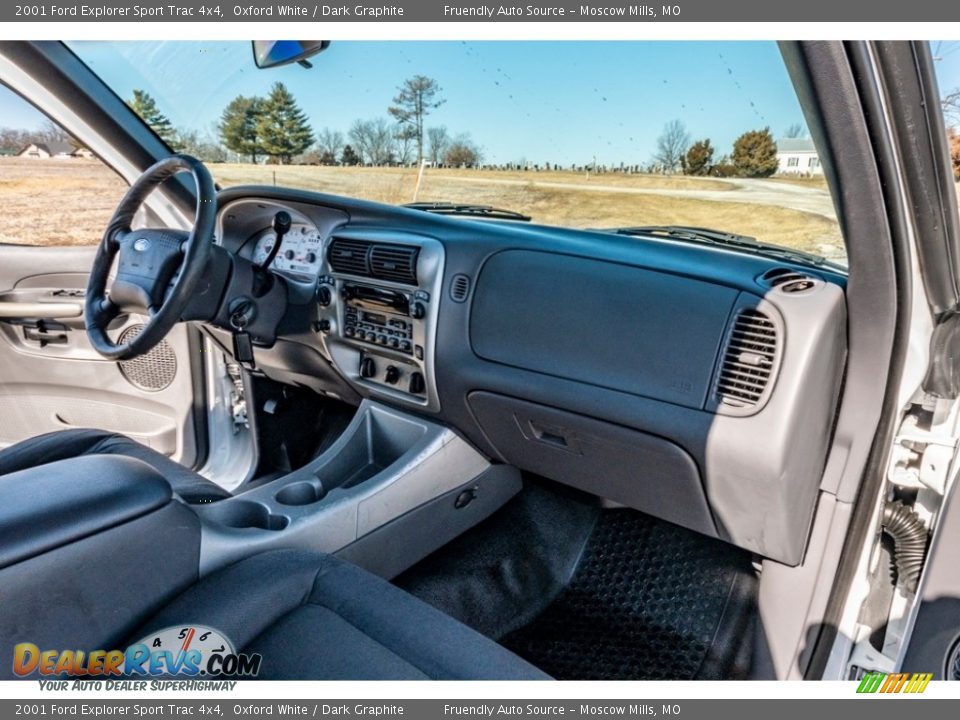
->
[610,225,839,270]
[404,202,531,222]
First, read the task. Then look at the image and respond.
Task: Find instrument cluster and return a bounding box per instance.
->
[251,223,324,276]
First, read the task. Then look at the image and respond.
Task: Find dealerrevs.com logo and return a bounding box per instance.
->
[13,625,261,678]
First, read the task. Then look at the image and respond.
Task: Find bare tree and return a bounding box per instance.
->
[388,75,445,166]
[393,125,416,166]
[348,118,396,166]
[783,122,806,139]
[316,127,345,159]
[0,127,33,153]
[652,119,690,174]
[443,133,483,168]
[426,126,450,166]
[944,88,960,126]
[37,119,71,144]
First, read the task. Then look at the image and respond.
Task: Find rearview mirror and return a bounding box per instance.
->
[251,41,330,69]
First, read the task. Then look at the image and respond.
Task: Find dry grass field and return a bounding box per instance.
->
[0,157,127,246]
[0,157,854,261]
[213,164,844,259]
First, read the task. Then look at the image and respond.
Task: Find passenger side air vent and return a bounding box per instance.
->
[712,308,779,414]
[450,273,471,302]
[369,244,419,284]
[759,267,820,294]
[328,238,371,276]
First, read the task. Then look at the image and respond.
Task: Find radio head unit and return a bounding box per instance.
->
[314,230,444,412]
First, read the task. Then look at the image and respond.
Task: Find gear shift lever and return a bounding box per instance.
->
[252,211,292,297]
[260,211,291,271]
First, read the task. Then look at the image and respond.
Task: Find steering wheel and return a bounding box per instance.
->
[85,154,216,360]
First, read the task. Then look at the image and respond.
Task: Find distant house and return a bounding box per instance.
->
[17,141,91,159]
[776,138,823,176]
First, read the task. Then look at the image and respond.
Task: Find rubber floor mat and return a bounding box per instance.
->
[500,509,757,680]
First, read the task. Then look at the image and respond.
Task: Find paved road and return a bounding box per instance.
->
[447,174,837,220]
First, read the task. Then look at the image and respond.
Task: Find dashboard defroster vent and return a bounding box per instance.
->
[759,267,821,294]
[328,237,419,285]
[712,307,779,413]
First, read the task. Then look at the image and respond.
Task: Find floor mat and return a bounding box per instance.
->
[394,482,602,640]
[500,509,757,680]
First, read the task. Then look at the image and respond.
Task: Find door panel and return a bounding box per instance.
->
[0,245,199,466]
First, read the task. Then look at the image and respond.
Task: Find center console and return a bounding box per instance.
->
[315,229,444,412]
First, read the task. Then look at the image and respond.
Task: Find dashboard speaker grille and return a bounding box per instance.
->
[118,324,177,391]
[713,308,777,411]
[450,273,471,302]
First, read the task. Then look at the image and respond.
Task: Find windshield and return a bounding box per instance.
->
[66,40,845,265]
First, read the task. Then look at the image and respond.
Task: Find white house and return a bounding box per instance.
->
[776,138,823,176]
[16,141,91,159]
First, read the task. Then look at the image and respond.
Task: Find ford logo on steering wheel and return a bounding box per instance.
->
[133,237,151,252]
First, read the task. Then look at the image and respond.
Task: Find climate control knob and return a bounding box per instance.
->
[385,366,400,385]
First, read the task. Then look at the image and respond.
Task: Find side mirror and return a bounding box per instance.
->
[251,41,330,70]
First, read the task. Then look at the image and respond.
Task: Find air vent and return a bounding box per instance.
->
[328,238,371,276]
[759,267,820,294]
[328,238,419,284]
[713,308,778,412]
[370,244,419,284]
[450,273,471,302]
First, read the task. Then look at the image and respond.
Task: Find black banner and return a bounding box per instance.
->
[5,0,960,22]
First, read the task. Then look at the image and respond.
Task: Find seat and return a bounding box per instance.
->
[131,549,549,680]
[0,428,230,504]
[0,455,546,680]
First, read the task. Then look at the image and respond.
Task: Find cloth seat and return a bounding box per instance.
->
[0,428,230,504]
[131,549,550,680]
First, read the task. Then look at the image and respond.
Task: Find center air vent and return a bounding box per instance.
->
[328,238,371,276]
[370,244,419,284]
[712,307,780,414]
[328,238,419,285]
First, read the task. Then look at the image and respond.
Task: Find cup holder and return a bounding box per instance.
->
[275,480,327,507]
[204,500,289,531]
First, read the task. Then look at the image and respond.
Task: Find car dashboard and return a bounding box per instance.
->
[213,185,848,568]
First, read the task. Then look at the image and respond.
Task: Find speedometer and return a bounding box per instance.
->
[252,224,323,275]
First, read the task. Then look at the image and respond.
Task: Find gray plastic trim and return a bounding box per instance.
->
[194,400,496,575]
[0,300,82,318]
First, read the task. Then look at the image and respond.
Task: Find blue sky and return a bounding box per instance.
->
[3,41,960,165]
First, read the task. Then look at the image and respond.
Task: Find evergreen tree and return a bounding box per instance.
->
[388,76,445,166]
[256,82,314,164]
[340,144,361,166]
[129,90,179,149]
[684,139,715,176]
[732,127,779,177]
[219,95,264,163]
